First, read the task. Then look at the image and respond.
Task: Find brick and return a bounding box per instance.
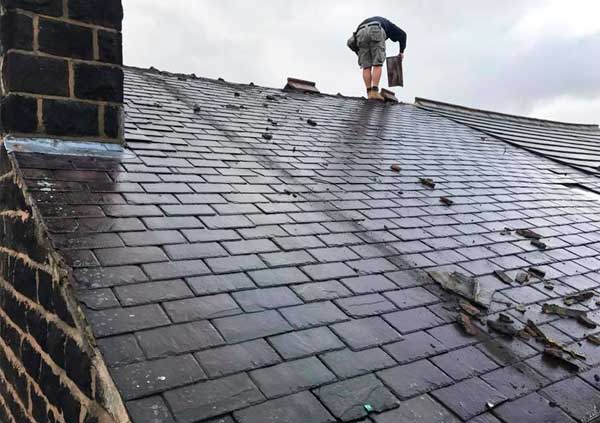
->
[136,321,224,359]
[493,392,576,423]
[164,242,228,260]
[114,279,192,306]
[68,0,123,29]
[250,357,336,398]
[0,94,37,133]
[43,99,99,137]
[194,339,280,378]
[163,294,241,323]
[164,373,264,423]
[97,334,144,367]
[292,281,352,302]
[95,246,167,266]
[126,396,175,423]
[320,347,396,379]
[86,304,170,337]
[384,307,444,333]
[98,30,123,65]
[315,374,399,421]
[143,260,210,280]
[111,354,205,401]
[431,378,507,420]
[234,391,334,423]
[373,395,459,423]
[213,310,292,343]
[280,301,349,329]
[3,0,63,15]
[269,326,344,359]
[3,52,68,96]
[378,360,453,400]
[104,104,121,138]
[236,286,302,311]
[38,18,93,59]
[187,273,255,295]
[0,11,33,51]
[248,266,308,286]
[331,317,402,350]
[337,293,396,317]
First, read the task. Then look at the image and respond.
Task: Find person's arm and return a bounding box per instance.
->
[397,28,407,56]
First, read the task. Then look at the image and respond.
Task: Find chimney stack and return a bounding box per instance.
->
[0,0,124,143]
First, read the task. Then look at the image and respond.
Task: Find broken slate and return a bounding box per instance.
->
[458,312,481,337]
[307,119,318,127]
[390,164,401,173]
[429,271,492,308]
[440,197,454,206]
[531,240,547,250]
[543,347,581,373]
[516,228,542,240]
[564,291,595,306]
[487,316,520,337]
[419,178,436,189]
[494,270,513,285]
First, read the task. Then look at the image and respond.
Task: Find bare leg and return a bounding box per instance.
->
[372,65,383,90]
[362,67,373,92]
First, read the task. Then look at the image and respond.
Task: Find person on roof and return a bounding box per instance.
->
[347,17,407,100]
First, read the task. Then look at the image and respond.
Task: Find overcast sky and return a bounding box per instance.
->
[123,0,600,124]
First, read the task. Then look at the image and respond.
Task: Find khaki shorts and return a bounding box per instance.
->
[356,24,386,68]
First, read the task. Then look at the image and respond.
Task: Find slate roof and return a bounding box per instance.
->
[416,97,600,176]
[10,66,600,422]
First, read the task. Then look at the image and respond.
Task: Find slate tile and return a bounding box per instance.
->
[202,215,255,229]
[222,239,279,255]
[248,266,308,286]
[431,346,499,381]
[308,246,360,263]
[481,362,548,400]
[144,216,203,230]
[378,359,453,400]
[97,334,145,368]
[385,269,434,288]
[280,301,349,329]
[383,331,446,364]
[207,255,267,274]
[477,337,538,366]
[274,235,326,251]
[126,396,175,423]
[111,354,206,401]
[213,310,292,343]
[542,377,600,422]
[331,317,402,350]
[384,287,440,309]
[233,287,302,312]
[121,230,186,246]
[187,272,256,295]
[260,250,316,267]
[269,327,344,359]
[164,242,228,260]
[136,321,224,359]
[320,347,396,378]
[234,391,335,423]
[292,281,352,302]
[341,274,397,294]
[301,262,357,281]
[164,373,264,422]
[163,294,241,323]
[249,357,336,398]
[336,293,397,317]
[373,394,459,423]
[182,229,240,243]
[87,304,170,337]
[493,392,576,423]
[78,288,119,310]
[432,377,507,420]
[384,307,444,333]
[143,259,211,280]
[428,324,479,350]
[194,339,281,378]
[315,374,399,421]
[114,279,193,306]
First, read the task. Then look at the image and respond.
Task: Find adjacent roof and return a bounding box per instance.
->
[416,97,600,176]
[9,67,600,423]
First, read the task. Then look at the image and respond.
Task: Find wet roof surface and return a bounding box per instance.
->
[11,67,600,422]
[416,97,600,176]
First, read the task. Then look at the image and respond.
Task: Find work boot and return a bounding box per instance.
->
[369,87,385,101]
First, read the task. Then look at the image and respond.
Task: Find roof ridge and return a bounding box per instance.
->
[415,97,599,131]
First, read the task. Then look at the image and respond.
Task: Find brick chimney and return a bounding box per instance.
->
[0,0,124,143]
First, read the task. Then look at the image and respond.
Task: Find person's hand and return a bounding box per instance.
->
[399,52,404,61]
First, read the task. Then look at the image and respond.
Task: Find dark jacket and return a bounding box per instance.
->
[354,17,407,53]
